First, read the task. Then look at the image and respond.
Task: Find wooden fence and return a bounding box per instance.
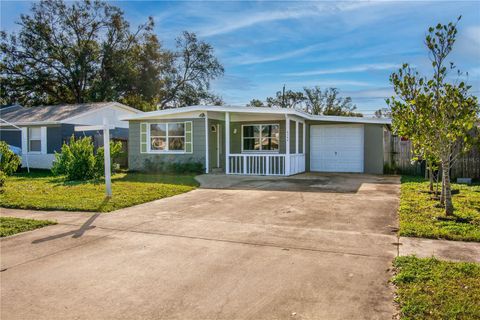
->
[383,130,480,179]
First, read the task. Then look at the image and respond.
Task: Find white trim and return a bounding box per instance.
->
[121,105,391,124]
[295,121,299,154]
[61,102,141,123]
[40,126,47,154]
[146,122,189,154]
[21,127,28,155]
[302,121,306,154]
[205,114,209,174]
[285,115,290,175]
[75,124,115,131]
[0,121,60,126]
[241,123,280,153]
[225,112,230,174]
[216,124,220,168]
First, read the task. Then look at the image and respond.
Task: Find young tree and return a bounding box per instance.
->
[388,17,479,216]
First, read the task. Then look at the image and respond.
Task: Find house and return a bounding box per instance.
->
[123,105,391,175]
[0,102,142,169]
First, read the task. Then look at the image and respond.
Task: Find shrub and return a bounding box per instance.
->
[0,170,6,191]
[93,140,123,177]
[0,141,21,175]
[52,136,95,180]
[143,159,204,174]
[52,136,121,181]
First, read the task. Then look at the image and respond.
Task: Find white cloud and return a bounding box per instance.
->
[226,43,324,66]
[197,1,383,37]
[198,9,314,37]
[284,63,401,76]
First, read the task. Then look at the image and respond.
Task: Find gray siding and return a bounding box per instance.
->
[230,120,286,154]
[128,118,206,171]
[305,123,311,171]
[289,120,296,153]
[363,124,384,174]
[0,129,21,148]
[47,125,65,153]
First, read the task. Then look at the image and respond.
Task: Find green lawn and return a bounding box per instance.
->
[0,170,198,212]
[393,256,480,320]
[0,216,57,237]
[399,176,480,242]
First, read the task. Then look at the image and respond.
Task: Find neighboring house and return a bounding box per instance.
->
[123,105,391,175]
[0,102,142,169]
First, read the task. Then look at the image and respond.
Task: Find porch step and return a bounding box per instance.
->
[210,168,224,174]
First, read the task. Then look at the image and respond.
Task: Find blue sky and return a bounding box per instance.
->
[2,1,479,115]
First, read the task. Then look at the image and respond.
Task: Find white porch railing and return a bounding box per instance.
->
[289,154,306,175]
[227,154,305,176]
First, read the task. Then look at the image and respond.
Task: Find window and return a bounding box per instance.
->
[149,123,186,152]
[243,124,279,152]
[28,127,41,152]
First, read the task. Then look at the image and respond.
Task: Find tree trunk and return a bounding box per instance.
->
[428,162,434,193]
[441,158,454,216]
[440,167,445,205]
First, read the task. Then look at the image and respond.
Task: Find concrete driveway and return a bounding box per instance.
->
[1,173,400,320]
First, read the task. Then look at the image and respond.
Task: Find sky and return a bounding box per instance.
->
[1,1,479,115]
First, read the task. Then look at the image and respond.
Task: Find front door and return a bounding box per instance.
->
[210,123,221,169]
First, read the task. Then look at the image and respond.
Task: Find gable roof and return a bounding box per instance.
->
[122,105,391,125]
[0,102,140,125]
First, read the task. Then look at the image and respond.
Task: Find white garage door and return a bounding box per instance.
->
[310,124,364,172]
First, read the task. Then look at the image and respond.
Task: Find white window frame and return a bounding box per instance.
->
[241,124,280,153]
[147,122,187,154]
[27,127,42,154]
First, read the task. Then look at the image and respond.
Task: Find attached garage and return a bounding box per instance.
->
[310,124,365,173]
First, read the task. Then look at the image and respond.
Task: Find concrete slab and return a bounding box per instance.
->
[1,173,401,320]
[399,237,480,263]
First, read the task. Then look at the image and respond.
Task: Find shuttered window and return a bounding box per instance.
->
[140,121,193,154]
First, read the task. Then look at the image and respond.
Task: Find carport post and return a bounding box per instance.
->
[225,112,230,174]
[103,118,112,197]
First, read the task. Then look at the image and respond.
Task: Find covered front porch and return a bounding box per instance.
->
[206,109,306,176]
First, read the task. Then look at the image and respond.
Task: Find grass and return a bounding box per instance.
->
[399,176,480,242]
[393,256,480,320]
[0,216,57,237]
[0,170,198,212]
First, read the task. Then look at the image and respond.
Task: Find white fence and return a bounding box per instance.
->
[227,154,305,176]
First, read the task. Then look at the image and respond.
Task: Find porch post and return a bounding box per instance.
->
[303,121,306,154]
[295,120,299,154]
[225,112,230,174]
[285,115,290,175]
[205,112,209,174]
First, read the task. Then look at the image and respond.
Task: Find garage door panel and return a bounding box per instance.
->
[310,125,364,172]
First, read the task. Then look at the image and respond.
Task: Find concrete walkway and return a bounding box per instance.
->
[399,236,480,263]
